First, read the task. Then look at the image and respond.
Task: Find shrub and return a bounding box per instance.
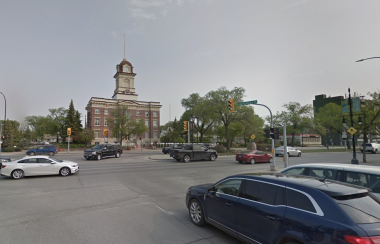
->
[3,147,15,152]
[212,145,227,153]
[217,141,227,147]
[14,147,22,152]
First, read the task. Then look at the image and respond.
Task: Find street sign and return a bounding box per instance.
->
[238,100,257,106]
[347,127,357,135]
[251,134,255,140]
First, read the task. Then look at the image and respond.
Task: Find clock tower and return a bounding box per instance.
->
[112,58,138,100]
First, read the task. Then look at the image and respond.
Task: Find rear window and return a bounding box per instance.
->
[240,150,252,154]
[333,193,380,224]
[366,144,373,147]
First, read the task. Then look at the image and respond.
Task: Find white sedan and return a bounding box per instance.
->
[275,146,302,157]
[0,156,79,179]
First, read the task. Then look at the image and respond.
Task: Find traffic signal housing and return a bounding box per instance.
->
[270,127,280,139]
[103,129,108,136]
[67,128,71,135]
[183,121,188,131]
[228,99,235,113]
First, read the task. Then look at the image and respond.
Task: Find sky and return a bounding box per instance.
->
[1,0,380,126]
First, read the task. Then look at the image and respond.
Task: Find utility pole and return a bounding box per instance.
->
[348,88,359,164]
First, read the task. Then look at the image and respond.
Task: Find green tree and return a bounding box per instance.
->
[236,106,265,145]
[25,116,54,140]
[204,86,245,149]
[48,107,67,137]
[107,105,148,145]
[271,102,314,147]
[65,100,82,138]
[3,119,20,148]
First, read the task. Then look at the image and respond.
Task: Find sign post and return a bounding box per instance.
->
[67,128,71,152]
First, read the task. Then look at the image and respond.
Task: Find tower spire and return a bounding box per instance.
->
[123,34,126,61]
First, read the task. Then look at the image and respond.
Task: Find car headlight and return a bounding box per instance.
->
[92,152,97,155]
[72,165,78,167]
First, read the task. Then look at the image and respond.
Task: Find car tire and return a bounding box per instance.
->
[176,159,181,162]
[115,152,120,158]
[86,157,90,160]
[30,152,35,156]
[238,161,243,164]
[375,150,378,154]
[287,153,290,157]
[210,154,216,161]
[60,167,70,177]
[361,150,363,153]
[97,154,102,160]
[189,199,206,226]
[11,169,24,179]
[268,157,273,163]
[183,155,190,163]
[298,152,301,157]
[250,158,256,164]
[49,151,54,156]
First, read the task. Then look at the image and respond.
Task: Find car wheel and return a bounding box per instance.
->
[49,151,54,156]
[176,159,181,162]
[287,153,290,157]
[86,157,90,160]
[238,161,242,164]
[30,152,35,156]
[268,157,273,163]
[97,154,102,160]
[298,152,301,157]
[210,154,216,161]
[11,169,24,179]
[375,150,378,154]
[183,155,190,163]
[115,152,120,158]
[361,150,363,153]
[60,167,70,177]
[189,199,206,226]
[250,158,256,164]
[275,154,278,157]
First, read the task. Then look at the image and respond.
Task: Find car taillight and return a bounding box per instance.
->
[1,165,6,168]
[281,150,284,152]
[344,235,380,244]
[373,147,375,150]
[177,152,180,155]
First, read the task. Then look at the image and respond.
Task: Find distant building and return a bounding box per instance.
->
[279,134,321,146]
[86,58,162,146]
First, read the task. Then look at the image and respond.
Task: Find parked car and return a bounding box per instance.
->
[186,173,380,244]
[172,144,217,162]
[83,144,122,160]
[360,143,380,153]
[162,144,183,154]
[26,145,57,156]
[0,156,11,168]
[275,146,301,157]
[279,163,380,199]
[235,150,272,164]
[1,156,79,179]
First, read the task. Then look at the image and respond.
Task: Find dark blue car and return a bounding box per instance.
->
[186,173,380,244]
[26,145,57,156]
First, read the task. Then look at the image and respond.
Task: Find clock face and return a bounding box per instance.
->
[124,66,129,72]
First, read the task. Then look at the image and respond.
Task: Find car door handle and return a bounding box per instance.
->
[226,202,234,206]
[266,215,278,221]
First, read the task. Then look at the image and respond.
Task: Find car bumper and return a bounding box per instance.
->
[70,167,79,174]
[84,154,97,159]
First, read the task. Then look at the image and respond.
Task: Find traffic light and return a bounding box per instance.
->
[1,135,5,140]
[228,98,235,113]
[139,137,142,140]
[270,128,280,139]
[183,121,188,131]
[67,128,71,135]
[103,129,108,136]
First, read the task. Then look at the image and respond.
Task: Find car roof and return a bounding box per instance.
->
[229,173,368,197]
[281,163,380,174]
[22,155,51,159]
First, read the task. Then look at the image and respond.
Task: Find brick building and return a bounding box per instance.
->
[85,58,162,146]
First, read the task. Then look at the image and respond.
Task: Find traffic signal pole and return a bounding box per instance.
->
[188,121,190,144]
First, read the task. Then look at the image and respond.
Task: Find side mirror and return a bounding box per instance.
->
[208,186,216,192]
[51,162,56,164]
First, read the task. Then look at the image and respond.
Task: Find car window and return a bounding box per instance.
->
[275,187,286,205]
[287,189,316,213]
[308,168,337,180]
[240,150,252,154]
[333,193,380,224]
[38,158,52,163]
[242,180,277,205]
[281,167,306,176]
[345,172,370,187]
[37,146,43,150]
[43,146,50,149]
[19,158,38,163]
[107,146,113,150]
[214,179,242,197]
[369,176,380,194]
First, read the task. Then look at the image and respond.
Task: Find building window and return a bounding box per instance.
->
[104,109,108,115]
[95,130,100,138]
[95,118,100,126]
[145,120,149,128]
[136,111,140,116]
[105,119,108,126]
[145,111,149,117]
[95,108,100,114]
[153,131,158,138]
[153,120,157,127]
[114,119,117,124]
[153,112,157,117]
[145,132,149,138]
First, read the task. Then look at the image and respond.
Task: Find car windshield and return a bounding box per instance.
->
[48,157,63,163]
[92,145,104,150]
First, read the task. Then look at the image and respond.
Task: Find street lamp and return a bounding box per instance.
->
[343,88,360,164]
[0,92,6,149]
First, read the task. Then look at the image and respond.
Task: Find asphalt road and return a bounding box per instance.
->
[0,150,379,244]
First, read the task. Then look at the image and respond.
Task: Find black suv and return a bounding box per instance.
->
[162,144,183,154]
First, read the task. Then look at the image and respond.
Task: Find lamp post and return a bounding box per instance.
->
[57,132,60,144]
[84,115,87,149]
[343,88,363,164]
[0,92,6,149]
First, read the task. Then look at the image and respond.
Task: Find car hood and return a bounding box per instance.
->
[84,149,99,152]
[58,160,78,165]
[190,183,214,192]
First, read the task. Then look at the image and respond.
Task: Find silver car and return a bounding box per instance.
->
[0,156,79,179]
[275,146,302,157]
[279,163,380,199]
